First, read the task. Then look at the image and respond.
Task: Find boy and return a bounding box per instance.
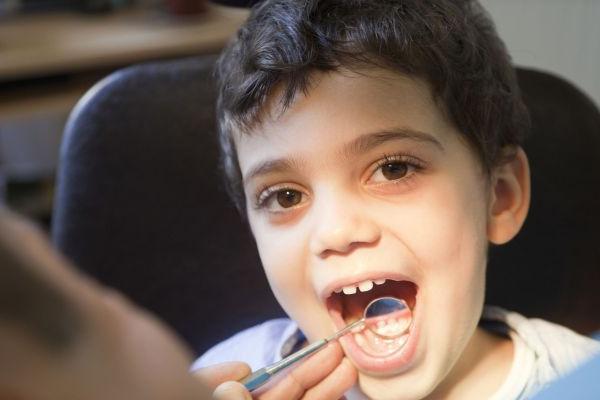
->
[194,0,600,399]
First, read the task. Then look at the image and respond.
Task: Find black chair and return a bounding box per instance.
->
[52,57,600,359]
[487,68,600,335]
[51,55,284,356]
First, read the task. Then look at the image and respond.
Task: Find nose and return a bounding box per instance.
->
[309,191,381,257]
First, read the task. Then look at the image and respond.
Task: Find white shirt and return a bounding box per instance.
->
[484,306,600,399]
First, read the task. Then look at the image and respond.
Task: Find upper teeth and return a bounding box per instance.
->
[335,278,386,295]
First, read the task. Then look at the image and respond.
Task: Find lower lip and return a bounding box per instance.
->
[331,308,420,374]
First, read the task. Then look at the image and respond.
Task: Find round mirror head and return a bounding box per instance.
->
[363,297,412,339]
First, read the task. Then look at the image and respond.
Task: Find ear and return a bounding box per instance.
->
[487,147,531,245]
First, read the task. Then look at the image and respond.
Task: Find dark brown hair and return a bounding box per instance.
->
[215,0,530,211]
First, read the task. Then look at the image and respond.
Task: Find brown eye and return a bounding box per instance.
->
[381,162,408,180]
[277,189,302,208]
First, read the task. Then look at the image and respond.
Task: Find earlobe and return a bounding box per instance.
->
[487,147,531,245]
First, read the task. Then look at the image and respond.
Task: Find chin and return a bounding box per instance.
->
[353,365,440,400]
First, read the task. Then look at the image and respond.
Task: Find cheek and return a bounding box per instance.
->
[407,174,489,348]
[250,219,335,339]
[417,183,487,275]
[416,168,486,257]
[251,220,312,306]
[379,172,489,305]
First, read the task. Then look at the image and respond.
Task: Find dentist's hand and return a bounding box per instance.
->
[194,341,357,400]
[194,361,252,399]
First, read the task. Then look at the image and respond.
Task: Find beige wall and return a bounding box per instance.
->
[481,0,600,107]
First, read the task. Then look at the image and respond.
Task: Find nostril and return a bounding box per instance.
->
[309,212,381,256]
[311,228,354,256]
[318,240,379,259]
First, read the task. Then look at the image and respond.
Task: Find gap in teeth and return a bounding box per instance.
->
[338,278,387,296]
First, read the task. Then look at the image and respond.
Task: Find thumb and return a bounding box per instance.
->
[213,381,252,400]
[193,362,251,390]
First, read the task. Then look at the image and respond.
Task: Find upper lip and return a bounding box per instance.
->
[320,270,416,301]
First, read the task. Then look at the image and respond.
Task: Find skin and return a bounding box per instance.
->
[0,210,252,400]
[234,68,530,399]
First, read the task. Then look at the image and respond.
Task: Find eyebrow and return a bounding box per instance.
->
[341,128,444,158]
[244,157,303,184]
[243,127,444,183]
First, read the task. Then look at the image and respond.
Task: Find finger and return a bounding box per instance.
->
[256,341,345,400]
[213,381,252,400]
[303,357,357,400]
[193,362,252,390]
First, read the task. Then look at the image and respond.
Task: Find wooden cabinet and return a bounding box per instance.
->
[0,4,247,218]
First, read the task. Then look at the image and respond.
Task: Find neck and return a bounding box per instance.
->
[425,327,514,400]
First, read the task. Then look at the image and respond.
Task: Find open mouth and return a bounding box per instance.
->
[324,276,419,373]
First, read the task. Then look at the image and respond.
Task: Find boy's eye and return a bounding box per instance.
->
[381,162,409,180]
[276,189,302,208]
[255,185,308,213]
[367,154,424,186]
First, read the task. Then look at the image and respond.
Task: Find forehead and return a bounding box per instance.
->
[235,69,457,177]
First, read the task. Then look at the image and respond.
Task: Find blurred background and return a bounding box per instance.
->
[0,0,598,227]
[0,0,257,227]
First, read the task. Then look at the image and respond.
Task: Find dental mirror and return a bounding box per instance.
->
[362,296,412,339]
[241,296,412,391]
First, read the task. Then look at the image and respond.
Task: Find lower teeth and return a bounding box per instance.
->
[354,329,409,357]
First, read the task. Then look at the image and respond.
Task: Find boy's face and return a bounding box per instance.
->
[236,69,494,398]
